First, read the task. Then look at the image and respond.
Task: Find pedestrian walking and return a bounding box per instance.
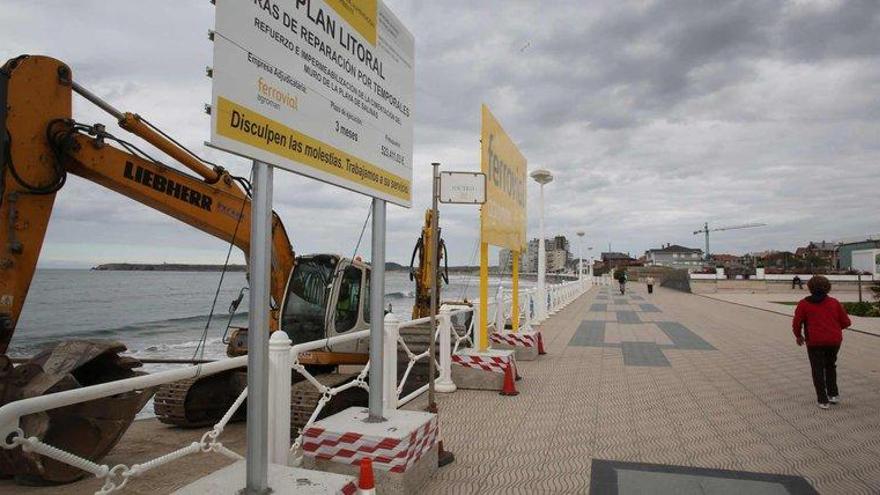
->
[616,270,627,295]
[646,276,655,294]
[792,275,851,409]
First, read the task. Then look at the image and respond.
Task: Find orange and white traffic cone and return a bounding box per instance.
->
[500,363,519,396]
[537,332,547,355]
[358,457,375,494]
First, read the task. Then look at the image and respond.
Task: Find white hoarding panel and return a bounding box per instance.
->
[852,249,880,276]
[440,172,486,204]
[210,0,414,207]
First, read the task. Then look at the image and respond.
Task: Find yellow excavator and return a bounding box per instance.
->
[0,55,373,484]
[408,209,449,319]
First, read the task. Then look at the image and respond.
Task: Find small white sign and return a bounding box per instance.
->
[440,172,486,204]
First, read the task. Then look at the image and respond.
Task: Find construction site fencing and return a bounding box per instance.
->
[0,307,471,493]
[0,279,591,493]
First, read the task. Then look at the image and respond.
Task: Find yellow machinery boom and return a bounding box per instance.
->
[0,55,304,483]
[0,55,296,354]
[409,209,448,319]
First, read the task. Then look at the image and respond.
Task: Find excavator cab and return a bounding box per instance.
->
[280,254,371,353]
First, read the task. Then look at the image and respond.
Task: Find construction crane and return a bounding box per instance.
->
[693,222,766,260]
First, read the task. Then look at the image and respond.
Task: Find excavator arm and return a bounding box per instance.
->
[0,55,295,354]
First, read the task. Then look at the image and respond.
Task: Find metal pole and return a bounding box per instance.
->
[479,242,489,351]
[511,251,520,332]
[858,273,863,303]
[705,223,710,261]
[368,198,386,422]
[428,163,440,410]
[537,184,546,319]
[578,236,583,281]
[245,160,272,494]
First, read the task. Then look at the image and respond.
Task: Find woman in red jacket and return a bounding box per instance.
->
[792,275,852,409]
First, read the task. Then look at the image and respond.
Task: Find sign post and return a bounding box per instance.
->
[512,252,520,331]
[245,160,272,494]
[209,1,414,491]
[479,105,527,349]
[433,167,486,384]
[368,198,386,421]
[428,164,439,411]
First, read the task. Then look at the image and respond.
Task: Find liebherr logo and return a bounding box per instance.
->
[123,162,213,212]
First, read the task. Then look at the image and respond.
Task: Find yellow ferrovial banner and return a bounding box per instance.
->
[480,105,527,251]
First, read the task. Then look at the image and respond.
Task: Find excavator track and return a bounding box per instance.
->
[155,370,369,432]
[154,369,246,428]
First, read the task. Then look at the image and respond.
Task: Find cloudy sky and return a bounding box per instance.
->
[2,0,879,268]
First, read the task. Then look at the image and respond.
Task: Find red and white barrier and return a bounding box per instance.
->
[302,415,438,474]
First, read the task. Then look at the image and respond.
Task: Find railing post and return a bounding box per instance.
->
[267,330,292,466]
[435,312,457,393]
[495,285,505,334]
[383,312,400,413]
[472,302,480,346]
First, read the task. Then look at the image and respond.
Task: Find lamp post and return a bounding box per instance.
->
[530,169,553,321]
[587,247,594,279]
[576,231,585,281]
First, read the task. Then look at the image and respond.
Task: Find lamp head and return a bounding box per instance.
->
[530,169,554,185]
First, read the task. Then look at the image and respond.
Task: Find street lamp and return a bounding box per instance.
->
[576,231,585,281]
[530,169,553,321]
[587,247,594,278]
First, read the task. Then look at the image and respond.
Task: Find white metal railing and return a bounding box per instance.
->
[0,307,473,493]
[0,278,591,493]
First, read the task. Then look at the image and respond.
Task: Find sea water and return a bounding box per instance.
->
[11,269,522,417]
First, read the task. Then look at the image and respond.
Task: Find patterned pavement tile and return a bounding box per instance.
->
[414,286,880,494]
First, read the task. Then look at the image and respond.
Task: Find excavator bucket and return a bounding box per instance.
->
[0,340,154,485]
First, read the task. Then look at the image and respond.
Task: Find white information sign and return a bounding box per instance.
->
[440,172,486,204]
[209,0,414,207]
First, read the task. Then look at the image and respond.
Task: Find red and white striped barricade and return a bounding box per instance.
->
[301,408,439,494]
[489,330,546,361]
[451,348,519,395]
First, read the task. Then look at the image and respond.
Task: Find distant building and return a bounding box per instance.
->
[795,241,837,269]
[645,244,704,270]
[526,238,543,273]
[498,247,529,272]
[601,252,639,270]
[838,240,880,270]
[512,236,572,273]
[498,249,513,272]
[547,249,567,273]
[710,253,740,264]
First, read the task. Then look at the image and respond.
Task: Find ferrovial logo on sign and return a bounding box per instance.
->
[480,105,527,251]
[209,0,414,207]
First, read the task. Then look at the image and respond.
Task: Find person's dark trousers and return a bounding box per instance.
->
[807,345,840,404]
[648,285,653,294]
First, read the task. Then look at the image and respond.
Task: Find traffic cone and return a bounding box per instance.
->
[500,363,519,396]
[358,457,375,494]
[537,332,547,355]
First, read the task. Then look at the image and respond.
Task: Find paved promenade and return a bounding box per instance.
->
[416,285,880,494]
[5,285,879,494]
